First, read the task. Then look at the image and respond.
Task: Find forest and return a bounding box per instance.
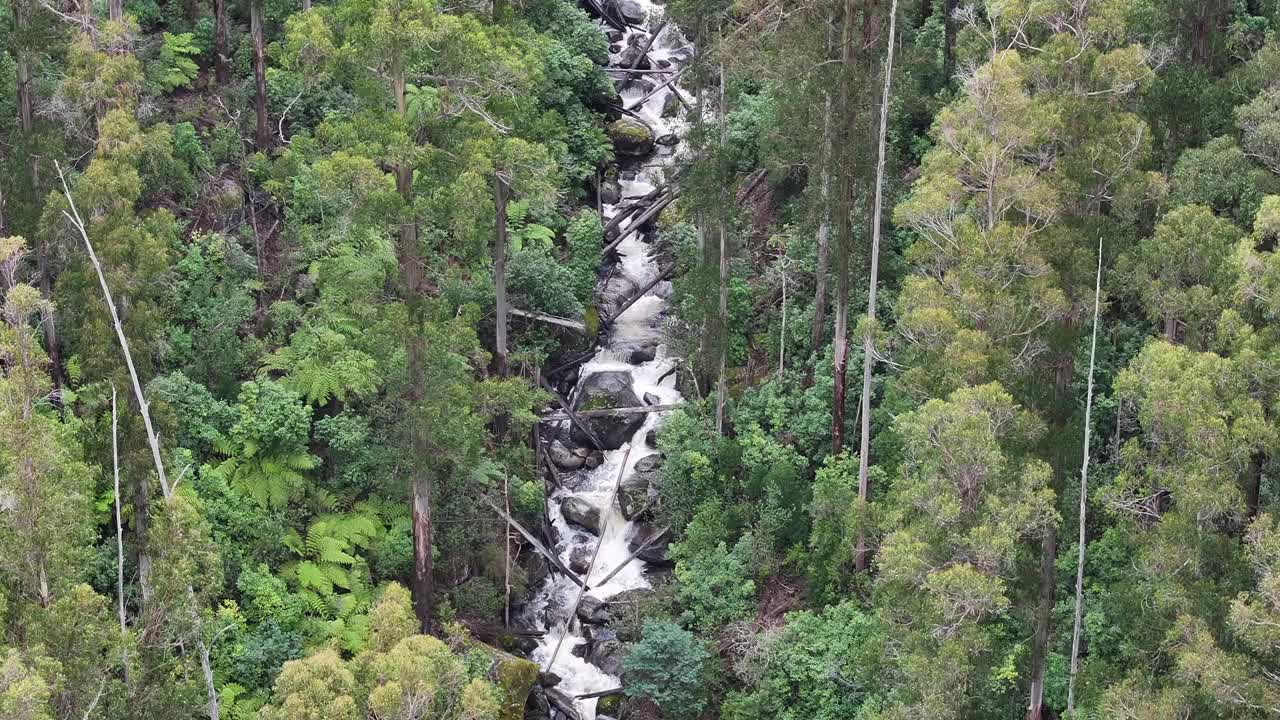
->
[3,0,1280,718]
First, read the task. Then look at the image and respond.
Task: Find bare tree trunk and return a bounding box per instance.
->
[1067,240,1103,714]
[388,43,434,634]
[58,163,217,720]
[111,387,131,688]
[108,0,122,21]
[251,0,269,149]
[302,0,311,9]
[1027,527,1055,720]
[494,172,509,378]
[855,0,896,572]
[831,0,854,455]
[943,0,957,82]
[214,0,229,84]
[715,61,729,436]
[808,15,836,368]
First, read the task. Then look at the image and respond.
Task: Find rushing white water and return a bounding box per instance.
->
[521,3,691,718]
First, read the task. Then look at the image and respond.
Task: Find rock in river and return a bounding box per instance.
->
[548,440,584,471]
[562,497,602,533]
[606,117,654,157]
[571,370,645,449]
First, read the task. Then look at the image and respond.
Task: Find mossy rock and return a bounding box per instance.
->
[479,644,539,720]
[596,690,624,716]
[607,117,654,157]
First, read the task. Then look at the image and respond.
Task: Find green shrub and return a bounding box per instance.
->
[622,620,711,720]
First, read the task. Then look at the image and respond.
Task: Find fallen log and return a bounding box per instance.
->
[626,19,668,71]
[483,498,586,589]
[601,193,677,257]
[546,349,598,379]
[547,446,632,670]
[593,526,670,586]
[603,185,664,236]
[538,376,606,450]
[510,307,587,333]
[623,66,689,112]
[604,266,672,325]
[541,403,683,422]
[575,687,625,700]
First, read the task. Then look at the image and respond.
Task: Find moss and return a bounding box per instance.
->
[479,644,539,720]
[596,691,624,715]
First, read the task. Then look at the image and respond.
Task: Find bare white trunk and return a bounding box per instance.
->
[1067,239,1104,713]
[855,0,898,571]
[715,61,729,435]
[112,387,130,683]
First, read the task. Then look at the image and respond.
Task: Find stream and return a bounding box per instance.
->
[520,2,692,718]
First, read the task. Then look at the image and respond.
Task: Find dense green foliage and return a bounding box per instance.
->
[5,0,1280,719]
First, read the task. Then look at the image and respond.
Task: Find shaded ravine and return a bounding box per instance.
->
[520,3,692,718]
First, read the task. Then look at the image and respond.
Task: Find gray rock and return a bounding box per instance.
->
[607,30,624,42]
[618,470,653,520]
[569,545,592,574]
[587,629,628,676]
[629,345,656,363]
[611,0,645,25]
[660,90,680,118]
[599,175,622,205]
[529,685,552,716]
[549,440,585,470]
[572,371,645,449]
[634,454,662,473]
[656,133,680,146]
[584,453,602,469]
[540,671,562,688]
[628,524,672,566]
[645,429,657,447]
[562,497,602,533]
[619,47,651,70]
[606,117,654,158]
[547,687,581,717]
[643,391,661,406]
[609,43,623,54]
[577,595,610,625]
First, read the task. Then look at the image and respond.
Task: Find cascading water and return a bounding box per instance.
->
[520,3,692,719]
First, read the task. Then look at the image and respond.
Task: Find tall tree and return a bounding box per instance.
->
[252,0,270,148]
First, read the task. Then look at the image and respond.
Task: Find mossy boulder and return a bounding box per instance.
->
[479,644,539,720]
[607,117,654,157]
[596,690,625,716]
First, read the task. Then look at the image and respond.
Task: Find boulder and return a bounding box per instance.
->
[619,47,651,70]
[609,43,623,54]
[521,551,549,588]
[562,497,602,533]
[599,175,622,205]
[584,454,601,469]
[610,0,645,25]
[656,133,680,146]
[618,470,654,520]
[477,644,539,720]
[607,30,624,42]
[634,454,662,473]
[628,524,672,566]
[527,685,552,719]
[548,440,585,471]
[629,345,656,364]
[546,687,581,719]
[660,90,680,118]
[569,545,592,574]
[587,629,628,676]
[572,371,645,449]
[577,595,610,625]
[645,429,657,448]
[539,671,562,688]
[606,117,654,158]
[596,691,625,717]
[643,392,661,406]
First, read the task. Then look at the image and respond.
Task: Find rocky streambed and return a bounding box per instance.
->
[516,1,691,719]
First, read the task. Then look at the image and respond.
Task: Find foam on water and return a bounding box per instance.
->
[519,1,693,716]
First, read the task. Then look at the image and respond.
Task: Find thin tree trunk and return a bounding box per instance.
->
[494,172,509,378]
[943,0,957,82]
[302,0,311,9]
[1027,527,1055,720]
[390,43,433,634]
[108,0,122,21]
[831,0,854,455]
[58,162,217,720]
[809,15,836,367]
[1246,451,1265,520]
[778,252,786,381]
[715,61,729,436]
[111,387,131,688]
[855,0,896,572]
[1067,240,1103,714]
[214,0,229,84]
[251,0,269,149]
